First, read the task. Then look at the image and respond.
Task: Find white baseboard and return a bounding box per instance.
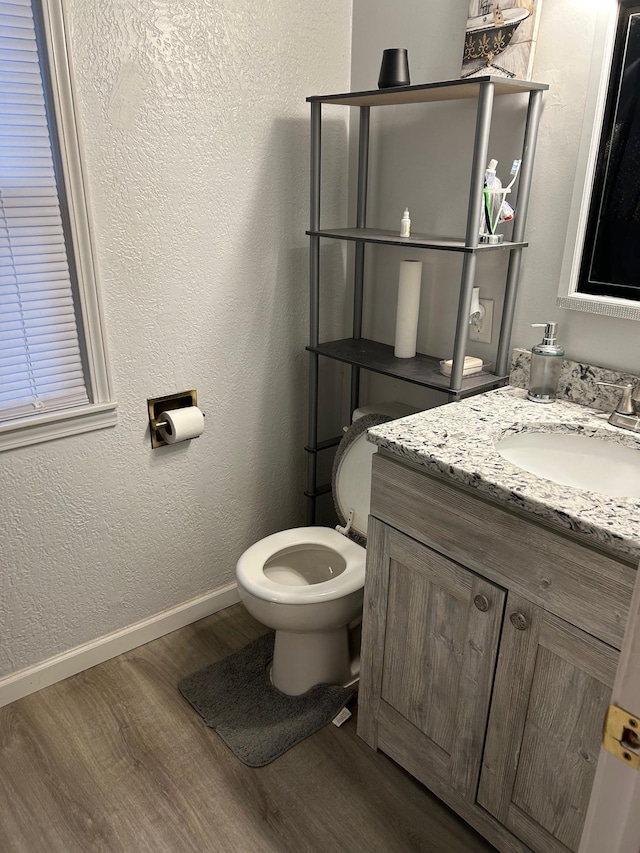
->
[0,582,240,709]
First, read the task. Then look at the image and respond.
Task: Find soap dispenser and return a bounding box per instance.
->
[527,322,564,403]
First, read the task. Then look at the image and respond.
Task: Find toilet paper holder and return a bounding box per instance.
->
[147,389,203,448]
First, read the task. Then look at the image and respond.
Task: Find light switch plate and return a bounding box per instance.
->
[469,298,494,343]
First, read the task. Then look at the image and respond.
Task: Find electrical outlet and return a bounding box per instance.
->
[469,298,494,343]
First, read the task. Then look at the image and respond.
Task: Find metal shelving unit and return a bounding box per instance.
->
[304,75,548,523]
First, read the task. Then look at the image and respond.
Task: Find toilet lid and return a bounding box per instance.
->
[332,413,393,540]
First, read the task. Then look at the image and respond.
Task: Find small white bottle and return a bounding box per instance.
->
[400,207,411,238]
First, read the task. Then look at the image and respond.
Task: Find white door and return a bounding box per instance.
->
[579,559,640,853]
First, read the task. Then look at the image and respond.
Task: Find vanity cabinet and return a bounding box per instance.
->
[359,452,635,853]
[371,527,505,800]
[478,597,617,853]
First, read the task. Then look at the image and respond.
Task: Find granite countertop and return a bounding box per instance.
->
[367,386,640,565]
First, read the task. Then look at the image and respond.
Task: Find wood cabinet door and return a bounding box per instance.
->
[358,519,506,800]
[478,591,618,853]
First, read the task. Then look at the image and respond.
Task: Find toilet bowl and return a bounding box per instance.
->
[236,412,393,696]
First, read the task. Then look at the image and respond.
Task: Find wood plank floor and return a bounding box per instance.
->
[0,604,496,852]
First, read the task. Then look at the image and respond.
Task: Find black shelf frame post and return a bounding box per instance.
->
[306,99,322,524]
[306,103,372,523]
[351,105,370,415]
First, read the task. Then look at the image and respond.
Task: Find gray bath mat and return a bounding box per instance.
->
[178,632,355,767]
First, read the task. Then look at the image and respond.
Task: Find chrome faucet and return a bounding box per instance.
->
[597,381,640,433]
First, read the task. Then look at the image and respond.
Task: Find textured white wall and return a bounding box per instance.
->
[352,0,638,411]
[0,0,351,677]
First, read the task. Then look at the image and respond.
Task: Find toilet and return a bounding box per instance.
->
[236,408,411,696]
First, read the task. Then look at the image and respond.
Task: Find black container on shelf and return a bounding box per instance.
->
[378,48,410,88]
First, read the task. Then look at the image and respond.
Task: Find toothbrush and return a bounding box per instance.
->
[484,188,493,234]
[495,159,521,226]
[505,159,521,191]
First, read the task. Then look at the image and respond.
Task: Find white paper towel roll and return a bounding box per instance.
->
[394,259,423,358]
[159,406,204,444]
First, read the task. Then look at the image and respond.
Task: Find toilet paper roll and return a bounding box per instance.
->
[158,406,204,444]
[394,259,423,358]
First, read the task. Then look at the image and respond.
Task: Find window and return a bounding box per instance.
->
[558,0,640,321]
[578,2,640,302]
[0,0,115,451]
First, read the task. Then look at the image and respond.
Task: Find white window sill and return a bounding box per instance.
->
[557,293,640,322]
[0,402,118,453]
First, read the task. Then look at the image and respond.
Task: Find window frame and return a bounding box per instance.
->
[557,0,640,322]
[0,0,116,452]
[578,3,640,303]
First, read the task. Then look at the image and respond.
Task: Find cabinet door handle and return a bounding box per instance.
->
[473,594,490,612]
[510,612,529,631]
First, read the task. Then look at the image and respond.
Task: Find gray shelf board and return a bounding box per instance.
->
[307,227,527,253]
[307,338,509,397]
[307,76,549,107]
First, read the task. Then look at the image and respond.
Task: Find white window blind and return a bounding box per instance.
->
[0,0,88,421]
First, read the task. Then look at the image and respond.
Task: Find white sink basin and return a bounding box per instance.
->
[496,432,640,499]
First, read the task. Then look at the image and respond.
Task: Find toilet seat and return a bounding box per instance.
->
[236,412,394,610]
[236,526,365,604]
[332,413,391,539]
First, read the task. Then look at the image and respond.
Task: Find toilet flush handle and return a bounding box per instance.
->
[336,508,355,537]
